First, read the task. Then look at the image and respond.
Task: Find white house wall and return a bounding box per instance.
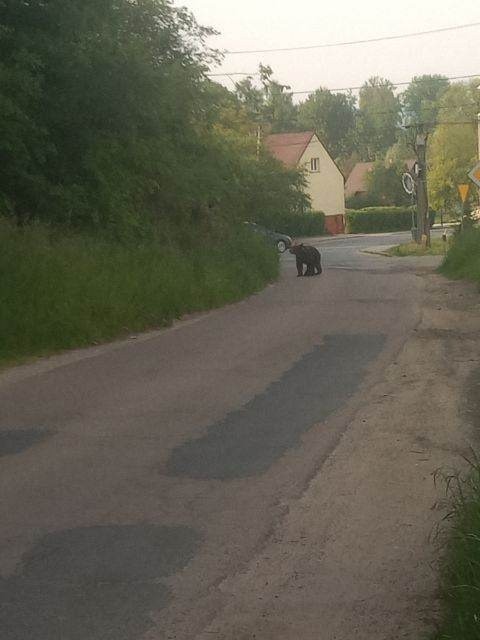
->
[300,136,345,217]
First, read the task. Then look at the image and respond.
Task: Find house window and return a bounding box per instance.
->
[310,158,320,172]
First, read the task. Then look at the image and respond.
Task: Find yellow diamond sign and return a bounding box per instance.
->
[468,162,480,188]
[458,184,470,203]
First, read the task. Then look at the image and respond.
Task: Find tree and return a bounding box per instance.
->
[297,88,357,159]
[358,77,401,159]
[365,161,410,206]
[428,80,480,213]
[235,64,297,133]
[402,75,450,128]
[0,0,219,230]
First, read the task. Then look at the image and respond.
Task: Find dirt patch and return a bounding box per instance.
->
[194,274,480,640]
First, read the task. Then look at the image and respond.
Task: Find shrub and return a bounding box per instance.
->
[345,207,413,233]
[440,227,480,284]
[345,194,382,210]
[252,211,325,237]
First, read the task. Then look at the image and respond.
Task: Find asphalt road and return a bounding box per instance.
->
[0,231,442,640]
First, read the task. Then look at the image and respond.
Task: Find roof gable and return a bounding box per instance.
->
[345,162,374,195]
[264,131,315,168]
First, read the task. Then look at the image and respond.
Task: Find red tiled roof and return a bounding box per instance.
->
[264,131,315,168]
[344,162,374,197]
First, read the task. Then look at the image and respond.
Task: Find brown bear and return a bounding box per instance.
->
[289,243,322,277]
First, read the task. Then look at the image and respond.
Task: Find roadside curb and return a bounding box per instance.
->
[360,248,394,257]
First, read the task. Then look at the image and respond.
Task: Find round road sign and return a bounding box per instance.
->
[402,172,415,195]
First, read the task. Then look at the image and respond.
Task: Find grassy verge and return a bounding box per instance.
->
[439,228,480,284]
[0,220,278,366]
[387,238,449,257]
[434,230,480,638]
[435,461,480,639]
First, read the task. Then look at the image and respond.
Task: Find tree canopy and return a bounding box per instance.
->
[357,77,401,159]
[297,88,357,159]
[0,0,307,236]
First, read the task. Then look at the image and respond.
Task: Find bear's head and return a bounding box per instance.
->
[289,243,303,255]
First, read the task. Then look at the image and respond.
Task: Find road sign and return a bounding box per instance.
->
[402,172,415,195]
[458,184,470,203]
[468,162,480,188]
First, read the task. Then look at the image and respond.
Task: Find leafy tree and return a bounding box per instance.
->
[235,64,297,133]
[428,81,480,212]
[234,76,265,123]
[365,161,410,206]
[297,88,357,158]
[401,75,450,128]
[358,77,401,159]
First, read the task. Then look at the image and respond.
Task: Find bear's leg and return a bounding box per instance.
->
[315,256,322,274]
[305,263,314,276]
[296,258,304,277]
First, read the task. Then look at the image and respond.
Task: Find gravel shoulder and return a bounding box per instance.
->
[192,273,480,640]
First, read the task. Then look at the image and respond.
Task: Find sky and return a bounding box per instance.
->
[173,0,480,98]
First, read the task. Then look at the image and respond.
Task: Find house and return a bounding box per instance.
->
[264,131,346,235]
[344,162,374,199]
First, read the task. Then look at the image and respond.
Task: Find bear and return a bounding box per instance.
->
[289,243,322,277]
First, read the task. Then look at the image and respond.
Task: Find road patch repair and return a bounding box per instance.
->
[0,525,201,640]
[0,429,53,458]
[167,334,385,480]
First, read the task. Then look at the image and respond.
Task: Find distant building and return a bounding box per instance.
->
[344,162,374,199]
[264,131,346,235]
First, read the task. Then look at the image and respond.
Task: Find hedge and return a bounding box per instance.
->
[254,211,325,237]
[345,207,435,234]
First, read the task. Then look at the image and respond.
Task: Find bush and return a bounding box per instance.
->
[345,207,413,233]
[440,227,480,284]
[345,194,382,210]
[252,211,325,237]
[0,221,278,365]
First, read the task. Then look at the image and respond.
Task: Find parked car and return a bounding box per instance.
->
[243,222,292,253]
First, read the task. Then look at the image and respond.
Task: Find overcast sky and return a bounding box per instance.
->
[174,0,480,98]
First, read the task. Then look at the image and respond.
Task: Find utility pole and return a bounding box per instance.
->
[477,113,480,159]
[256,124,262,159]
[414,131,430,247]
[477,113,480,204]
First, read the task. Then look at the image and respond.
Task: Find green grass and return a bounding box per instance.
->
[0,220,278,366]
[387,238,449,257]
[439,228,480,284]
[434,230,480,638]
[435,459,480,639]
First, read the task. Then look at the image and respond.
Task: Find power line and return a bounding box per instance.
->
[207,72,480,95]
[208,72,255,77]
[224,21,480,55]
[290,74,480,95]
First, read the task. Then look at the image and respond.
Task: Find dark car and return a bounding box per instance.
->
[244,222,292,253]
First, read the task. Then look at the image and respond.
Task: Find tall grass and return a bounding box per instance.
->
[0,220,278,365]
[440,228,480,284]
[435,460,480,639]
